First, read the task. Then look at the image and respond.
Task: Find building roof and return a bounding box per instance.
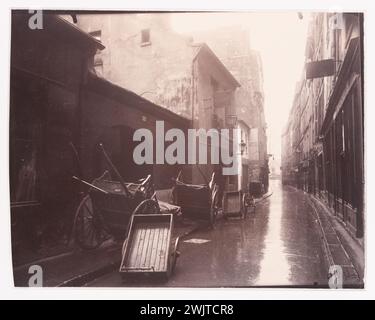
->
[53,14,105,50]
[12,11,105,51]
[86,72,191,128]
[191,43,241,88]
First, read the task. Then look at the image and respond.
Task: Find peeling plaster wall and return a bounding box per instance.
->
[193,26,268,187]
[77,13,195,119]
[154,76,192,119]
[76,14,240,187]
[192,27,263,127]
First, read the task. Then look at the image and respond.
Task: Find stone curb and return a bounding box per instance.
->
[309,195,365,282]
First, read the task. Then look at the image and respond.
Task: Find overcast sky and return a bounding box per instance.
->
[171,12,310,158]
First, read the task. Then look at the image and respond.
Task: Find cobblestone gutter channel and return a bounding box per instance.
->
[307,196,364,288]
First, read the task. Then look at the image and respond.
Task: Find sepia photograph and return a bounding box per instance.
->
[9,9,364,289]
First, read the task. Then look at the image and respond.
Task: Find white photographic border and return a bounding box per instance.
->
[0,0,373,300]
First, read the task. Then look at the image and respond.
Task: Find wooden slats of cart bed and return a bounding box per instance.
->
[120,214,173,275]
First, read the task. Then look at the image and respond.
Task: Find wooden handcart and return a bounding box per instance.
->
[73,171,158,250]
[171,170,222,228]
[223,190,254,219]
[72,143,159,250]
[119,209,180,281]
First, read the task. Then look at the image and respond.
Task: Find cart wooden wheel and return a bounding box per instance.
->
[132,198,160,215]
[74,195,109,250]
[171,237,181,272]
[209,188,220,228]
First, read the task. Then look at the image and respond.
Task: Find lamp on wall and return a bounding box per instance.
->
[240,140,247,155]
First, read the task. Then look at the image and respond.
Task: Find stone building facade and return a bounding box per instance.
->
[74,13,241,185]
[192,26,269,192]
[10,12,190,259]
[10,12,103,254]
[281,13,364,238]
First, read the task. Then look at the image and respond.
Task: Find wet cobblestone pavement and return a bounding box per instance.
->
[85,179,333,287]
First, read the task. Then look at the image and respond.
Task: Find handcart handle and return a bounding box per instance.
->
[99,143,132,198]
[72,176,109,194]
[176,170,183,182]
[69,142,83,180]
[136,174,152,192]
[174,237,181,253]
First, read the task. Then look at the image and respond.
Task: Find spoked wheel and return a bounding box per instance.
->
[132,198,160,215]
[74,195,110,250]
[209,189,220,228]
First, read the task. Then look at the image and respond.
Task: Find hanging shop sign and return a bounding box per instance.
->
[306,59,335,79]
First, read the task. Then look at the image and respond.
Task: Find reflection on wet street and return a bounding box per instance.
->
[254,180,326,286]
[255,184,289,286]
[86,179,328,287]
[167,179,327,287]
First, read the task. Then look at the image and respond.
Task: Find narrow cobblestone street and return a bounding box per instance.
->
[8,11,365,292]
[85,179,329,287]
